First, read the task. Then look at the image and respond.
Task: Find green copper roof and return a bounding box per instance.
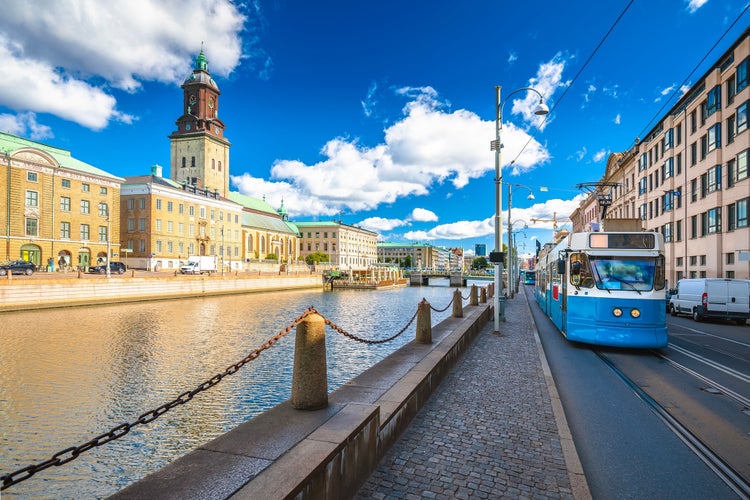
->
[0,131,123,181]
[195,48,209,72]
[228,191,278,215]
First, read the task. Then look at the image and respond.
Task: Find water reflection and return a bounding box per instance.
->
[1,280,479,499]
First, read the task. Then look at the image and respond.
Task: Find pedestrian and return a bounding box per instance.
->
[48,257,54,272]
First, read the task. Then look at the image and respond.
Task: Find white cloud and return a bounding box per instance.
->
[0,0,248,133]
[410,208,438,222]
[686,0,708,14]
[507,51,518,64]
[614,114,621,125]
[513,52,570,131]
[0,112,52,140]
[358,217,409,232]
[592,149,608,162]
[233,81,554,217]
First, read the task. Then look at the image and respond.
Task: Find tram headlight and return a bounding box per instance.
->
[630,308,641,318]
[612,308,623,317]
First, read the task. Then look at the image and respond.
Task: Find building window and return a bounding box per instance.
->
[727,74,737,104]
[218,161,222,171]
[80,200,90,214]
[736,150,749,183]
[127,218,135,231]
[189,205,195,216]
[690,215,697,238]
[200,206,206,218]
[701,165,721,196]
[639,177,647,195]
[191,156,196,167]
[706,208,721,234]
[61,179,71,189]
[82,183,90,192]
[702,85,721,120]
[664,223,673,243]
[727,115,737,144]
[100,187,107,195]
[99,226,108,243]
[676,220,682,241]
[737,57,749,93]
[60,221,70,239]
[138,218,146,231]
[138,198,146,209]
[27,171,38,182]
[155,219,162,232]
[182,157,186,168]
[98,202,108,217]
[727,252,735,265]
[690,142,697,165]
[737,101,748,134]
[701,124,721,158]
[80,224,90,241]
[663,158,674,180]
[663,128,673,151]
[156,199,162,210]
[737,198,748,228]
[25,190,38,207]
[139,239,146,253]
[167,201,173,212]
[25,218,38,237]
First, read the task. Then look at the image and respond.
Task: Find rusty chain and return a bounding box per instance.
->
[0,306,318,491]
[429,295,455,313]
[323,307,419,344]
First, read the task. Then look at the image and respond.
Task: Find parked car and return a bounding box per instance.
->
[89,262,127,275]
[0,260,36,276]
[669,278,750,324]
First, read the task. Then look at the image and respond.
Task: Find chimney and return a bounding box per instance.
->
[151,164,163,177]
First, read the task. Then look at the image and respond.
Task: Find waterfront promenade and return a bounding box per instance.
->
[355,288,590,499]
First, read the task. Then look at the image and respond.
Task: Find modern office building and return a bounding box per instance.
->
[571,27,750,282]
[0,131,123,271]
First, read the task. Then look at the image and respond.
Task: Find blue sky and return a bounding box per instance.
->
[0,1,748,256]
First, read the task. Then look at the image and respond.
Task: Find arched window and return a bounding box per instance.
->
[181,157,186,168]
[211,159,215,170]
[191,156,196,167]
[218,161,222,171]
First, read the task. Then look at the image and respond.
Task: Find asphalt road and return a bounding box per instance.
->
[525,285,738,499]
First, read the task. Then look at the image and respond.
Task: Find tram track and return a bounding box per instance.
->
[595,350,750,499]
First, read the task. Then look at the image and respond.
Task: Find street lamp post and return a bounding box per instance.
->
[106,212,111,278]
[491,86,548,332]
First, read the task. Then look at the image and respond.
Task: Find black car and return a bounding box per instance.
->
[0,260,36,276]
[89,262,127,275]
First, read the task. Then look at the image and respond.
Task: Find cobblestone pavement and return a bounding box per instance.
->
[355,290,587,499]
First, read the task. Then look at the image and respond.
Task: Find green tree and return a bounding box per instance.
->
[472,256,488,270]
[305,251,330,265]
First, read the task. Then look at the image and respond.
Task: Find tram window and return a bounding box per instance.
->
[570,253,594,288]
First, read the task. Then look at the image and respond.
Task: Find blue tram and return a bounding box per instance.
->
[522,270,536,285]
[534,231,668,348]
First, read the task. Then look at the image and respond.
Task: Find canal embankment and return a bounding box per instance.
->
[0,272,324,312]
[112,294,492,499]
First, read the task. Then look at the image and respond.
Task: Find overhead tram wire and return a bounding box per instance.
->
[633,3,750,148]
[508,0,636,168]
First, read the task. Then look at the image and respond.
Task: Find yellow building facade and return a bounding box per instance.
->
[0,132,123,271]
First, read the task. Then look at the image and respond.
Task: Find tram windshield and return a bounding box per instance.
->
[590,257,660,292]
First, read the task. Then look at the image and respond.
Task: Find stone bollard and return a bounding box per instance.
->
[452,289,463,318]
[131,270,136,277]
[470,284,478,306]
[416,298,432,344]
[488,282,494,298]
[78,269,82,279]
[291,312,328,410]
[480,287,487,303]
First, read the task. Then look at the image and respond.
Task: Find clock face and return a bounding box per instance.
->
[208,97,215,109]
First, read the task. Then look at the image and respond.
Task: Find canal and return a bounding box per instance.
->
[1,279,480,499]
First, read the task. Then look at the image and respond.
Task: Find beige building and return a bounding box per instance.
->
[296,221,377,270]
[0,131,123,271]
[571,27,750,282]
[229,193,299,263]
[377,242,440,269]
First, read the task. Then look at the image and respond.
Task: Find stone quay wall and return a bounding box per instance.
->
[112,299,492,499]
[0,273,323,312]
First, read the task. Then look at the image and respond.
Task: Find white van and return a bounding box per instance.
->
[669,278,750,324]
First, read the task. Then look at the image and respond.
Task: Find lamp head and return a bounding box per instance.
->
[526,193,535,201]
[533,101,549,116]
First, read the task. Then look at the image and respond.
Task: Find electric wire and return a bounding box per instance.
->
[508,0,635,168]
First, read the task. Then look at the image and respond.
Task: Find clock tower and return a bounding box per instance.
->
[169,48,230,197]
